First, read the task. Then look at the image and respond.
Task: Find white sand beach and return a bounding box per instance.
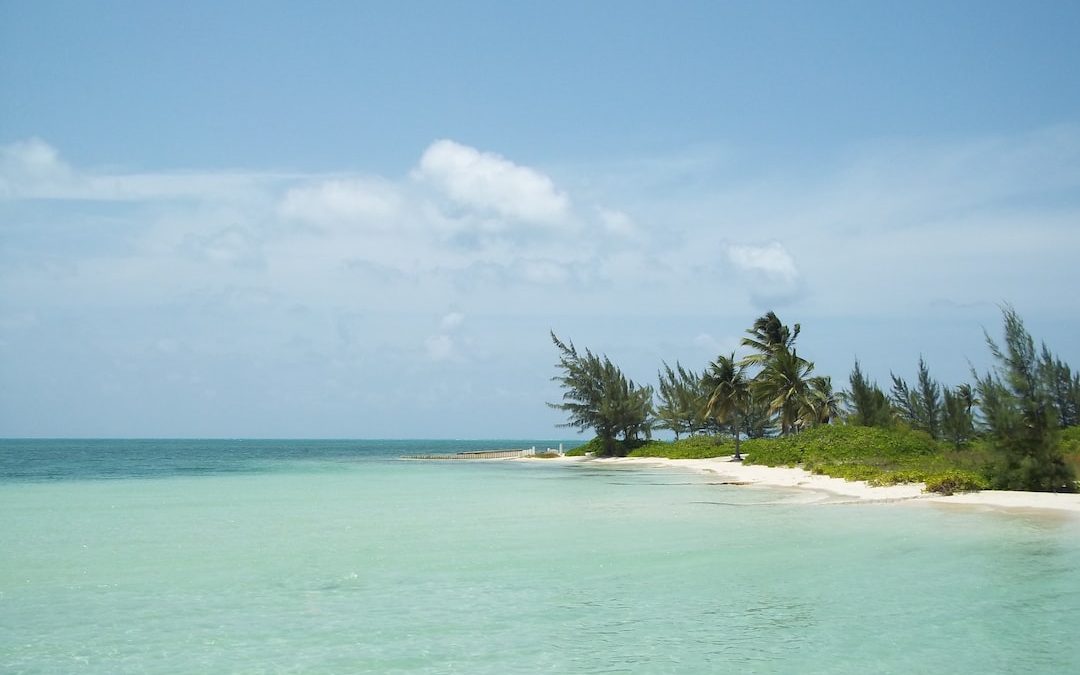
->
[536,455,1080,514]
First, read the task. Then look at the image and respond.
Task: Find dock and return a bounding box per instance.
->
[402,445,564,460]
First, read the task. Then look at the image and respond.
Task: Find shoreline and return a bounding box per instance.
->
[528,455,1080,515]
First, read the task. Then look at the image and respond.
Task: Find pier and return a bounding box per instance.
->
[402,445,564,460]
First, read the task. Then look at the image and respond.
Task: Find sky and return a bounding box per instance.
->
[2,1,1079,438]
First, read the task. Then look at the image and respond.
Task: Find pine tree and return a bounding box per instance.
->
[549,333,653,455]
[890,357,942,438]
[655,362,708,440]
[974,308,1075,492]
[846,360,893,427]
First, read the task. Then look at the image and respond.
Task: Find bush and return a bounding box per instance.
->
[564,437,606,456]
[740,437,801,466]
[869,470,930,486]
[924,470,989,495]
[628,436,732,459]
[1059,426,1080,482]
[743,424,938,467]
[802,464,926,485]
[565,436,660,457]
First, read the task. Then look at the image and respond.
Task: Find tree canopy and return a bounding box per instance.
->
[548,332,653,456]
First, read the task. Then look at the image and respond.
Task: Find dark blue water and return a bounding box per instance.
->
[0,439,579,482]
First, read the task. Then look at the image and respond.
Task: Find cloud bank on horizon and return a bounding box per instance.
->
[3,127,1079,438]
[2,1,1079,438]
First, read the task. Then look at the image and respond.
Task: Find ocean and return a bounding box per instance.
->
[2,439,1079,673]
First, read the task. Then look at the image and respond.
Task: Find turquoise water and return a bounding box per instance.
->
[2,440,1080,673]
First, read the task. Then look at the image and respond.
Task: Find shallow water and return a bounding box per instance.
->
[2,440,1079,673]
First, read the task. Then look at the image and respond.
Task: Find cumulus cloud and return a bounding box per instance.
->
[1,137,67,175]
[414,139,570,224]
[727,242,798,283]
[278,178,401,227]
[726,242,802,305]
[0,138,72,197]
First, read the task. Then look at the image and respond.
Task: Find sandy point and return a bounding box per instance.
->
[526,454,1080,515]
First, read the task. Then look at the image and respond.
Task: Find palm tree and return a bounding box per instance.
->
[799,376,841,430]
[754,348,815,435]
[704,354,752,460]
[740,311,801,367]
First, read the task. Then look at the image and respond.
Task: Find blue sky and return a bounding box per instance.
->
[2,1,1079,438]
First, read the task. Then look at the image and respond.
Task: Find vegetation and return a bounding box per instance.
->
[923,471,990,496]
[973,307,1075,492]
[890,357,942,439]
[548,332,653,456]
[655,362,710,440]
[846,360,893,427]
[549,306,1080,493]
[627,435,734,459]
[703,354,751,460]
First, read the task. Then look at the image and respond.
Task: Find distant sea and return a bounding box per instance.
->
[3,439,1080,673]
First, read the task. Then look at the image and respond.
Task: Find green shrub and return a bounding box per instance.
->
[628,436,732,459]
[1059,426,1080,481]
[809,463,881,482]
[743,424,938,468]
[740,437,801,466]
[869,469,929,486]
[564,437,608,456]
[565,437,663,457]
[924,470,989,495]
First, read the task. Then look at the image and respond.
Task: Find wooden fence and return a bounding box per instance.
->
[402,447,540,460]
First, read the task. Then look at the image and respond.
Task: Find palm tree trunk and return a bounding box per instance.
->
[733,413,743,461]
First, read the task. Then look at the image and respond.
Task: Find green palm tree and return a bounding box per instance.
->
[704,353,752,460]
[740,311,801,367]
[754,348,815,435]
[799,376,841,430]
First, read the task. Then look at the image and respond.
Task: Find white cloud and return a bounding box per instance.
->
[414,139,570,224]
[6,128,1080,436]
[0,138,287,202]
[1,137,67,176]
[726,242,802,306]
[279,178,401,226]
[597,207,643,241]
[9,128,1078,335]
[0,138,72,197]
[727,242,799,283]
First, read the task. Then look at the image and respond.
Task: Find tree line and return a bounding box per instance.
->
[549,306,1079,492]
